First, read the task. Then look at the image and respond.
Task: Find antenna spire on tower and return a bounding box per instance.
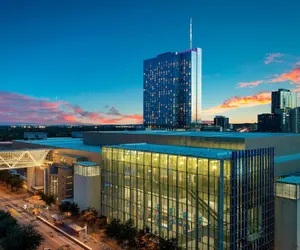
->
[190,17,193,49]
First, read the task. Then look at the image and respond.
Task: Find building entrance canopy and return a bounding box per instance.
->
[0,149,50,170]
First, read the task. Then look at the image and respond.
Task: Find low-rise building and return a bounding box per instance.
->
[275,175,300,250]
[102,143,274,249]
[74,161,101,212]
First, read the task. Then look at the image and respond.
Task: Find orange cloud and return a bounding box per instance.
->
[203,91,271,115]
[238,80,264,88]
[270,67,300,84]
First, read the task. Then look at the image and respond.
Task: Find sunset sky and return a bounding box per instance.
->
[0,0,299,125]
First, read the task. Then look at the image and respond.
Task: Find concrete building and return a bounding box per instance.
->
[275,175,300,250]
[49,165,73,202]
[74,161,101,212]
[10,131,300,249]
[12,138,101,209]
[143,48,202,128]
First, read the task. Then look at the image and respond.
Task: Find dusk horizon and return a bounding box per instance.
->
[1,0,299,125]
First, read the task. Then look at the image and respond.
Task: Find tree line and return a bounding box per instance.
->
[0,170,24,192]
[0,210,43,250]
[106,218,182,250]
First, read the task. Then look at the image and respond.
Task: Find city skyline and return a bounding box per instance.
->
[0,0,300,124]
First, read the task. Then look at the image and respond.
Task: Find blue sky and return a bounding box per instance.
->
[0,0,299,124]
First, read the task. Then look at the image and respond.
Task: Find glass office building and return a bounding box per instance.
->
[101,143,274,249]
[271,88,297,114]
[143,48,202,128]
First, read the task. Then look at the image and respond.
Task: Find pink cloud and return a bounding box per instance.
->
[270,67,300,84]
[238,80,264,88]
[264,53,284,64]
[203,91,271,115]
[0,91,142,125]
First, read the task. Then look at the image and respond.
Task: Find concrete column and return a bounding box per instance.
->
[27,167,35,191]
[43,168,49,194]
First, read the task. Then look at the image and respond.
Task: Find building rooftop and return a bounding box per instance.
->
[15,138,100,153]
[275,154,300,164]
[105,143,234,159]
[75,161,99,167]
[55,164,73,171]
[87,130,299,139]
[277,176,300,185]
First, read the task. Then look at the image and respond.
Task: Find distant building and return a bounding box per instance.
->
[201,125,222,132]
[24,132,47,140]
[271,88,297,113]
[214,115,229,130]
[71,131,83,138]
[143,48,202,128]
[277,108,292,133]
[257,113,281,132]
[290,107,300,133]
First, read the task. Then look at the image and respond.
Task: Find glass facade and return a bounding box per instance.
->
[276,180,300,200]
[49,174,58,197]
[143,48,202,128]
[101,145,274,250]
[74,163,100,177]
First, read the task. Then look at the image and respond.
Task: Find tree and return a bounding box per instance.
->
[8,175,24,192]
[80,207,97,222]
[106,218,122,238]
[38,192,56,206]
[0,210,43,250]
[0,225,43,250]
[121,219,138,248]
[157,237,181,250]
[0,171,12,187]
[106,218,138,248]
[0,211,17,240]
[59,202,80,216]
[136,226,156,250]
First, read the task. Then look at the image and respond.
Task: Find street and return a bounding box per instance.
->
[0,185,84,250]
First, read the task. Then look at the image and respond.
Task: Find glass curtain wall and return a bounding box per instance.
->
[230,148,274,250]
[101,147,230,249]
[101,146,274,250]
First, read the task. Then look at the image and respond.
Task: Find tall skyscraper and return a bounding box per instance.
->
[271,88,297,113]
[143,48,202,128]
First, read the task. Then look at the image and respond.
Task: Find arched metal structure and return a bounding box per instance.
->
[0,149,50,170]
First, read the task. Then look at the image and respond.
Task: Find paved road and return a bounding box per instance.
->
[0,186,84,250]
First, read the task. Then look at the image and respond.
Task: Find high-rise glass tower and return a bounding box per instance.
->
[271,88,297,113]
[143,48,202,128]
[271,89,297,132]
